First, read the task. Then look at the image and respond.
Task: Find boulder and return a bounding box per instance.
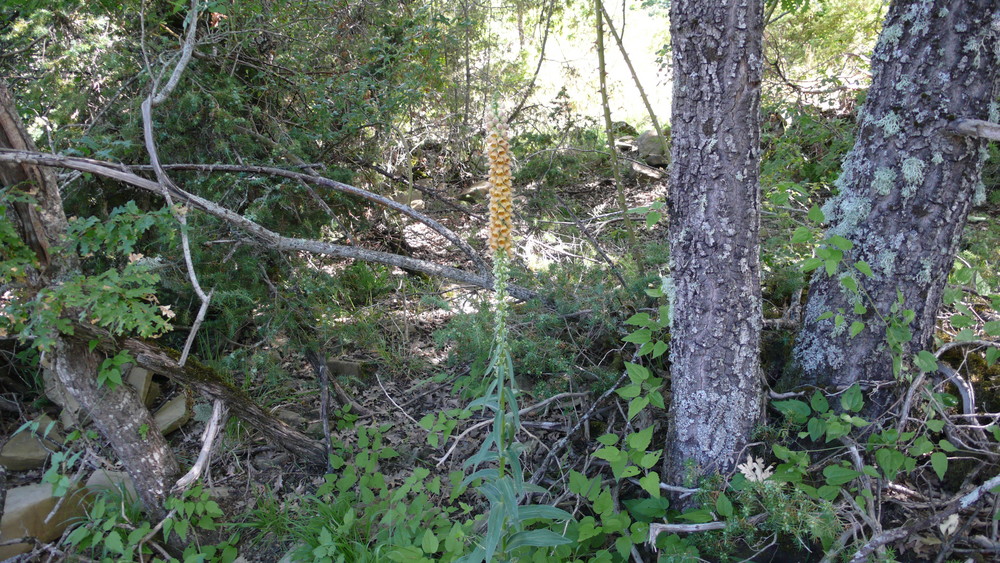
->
[0,481,87,559]
[0,414,62,471]
[636,130,670,167]
[126,367,154,405]
[153,395,191,436]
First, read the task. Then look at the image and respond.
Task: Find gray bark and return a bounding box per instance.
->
[793,0,1000,390]
[665,0,764,479]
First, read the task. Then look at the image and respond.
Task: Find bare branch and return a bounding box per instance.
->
[150,0,202,106]
[948,118,1000,142]
[0,149,538,301]
[848,472,1000,563]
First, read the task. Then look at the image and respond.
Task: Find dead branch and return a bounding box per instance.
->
[848,472,1000,563]
[0,149,540,302]
[949,119,1000,142]
[71,321,328,465]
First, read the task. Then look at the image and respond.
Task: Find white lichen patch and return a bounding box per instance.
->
[826,194,873,238]
[876,111,903,136]
[902,157,926,184]
[872,167,897,195]
[931,152,944,164]
[917,259,934,283]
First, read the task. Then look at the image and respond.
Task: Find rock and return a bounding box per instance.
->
[126,367,154,405]
[0,481,87,559]
[458,180,490,204]
[611,120,638,137]
[153,395,191,436]
[144,381,162,408]
[0,414,62,471]
[275,409,307,428]
[85,469,137,501]
[637,130,671,167]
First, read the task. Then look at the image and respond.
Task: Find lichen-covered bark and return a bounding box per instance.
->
[794,0,999,389]
[665,0,764,479]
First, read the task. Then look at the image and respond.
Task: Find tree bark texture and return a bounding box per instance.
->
[52,339,179,519]
[665,0,764,478]
[1,81,181,517]
[793,0,1000,388]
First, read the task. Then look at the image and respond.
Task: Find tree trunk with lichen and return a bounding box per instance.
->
[1,81,179,519]
[793,0,999,392]
[664,0,764,481]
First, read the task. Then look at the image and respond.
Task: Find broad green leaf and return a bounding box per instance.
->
[597,434,619,446]
[628,396,650,420]
[828,235,853,251]
[616,384,642,399]
[639,472,661,498]
[808,205,825,223]
[715,494,733,518]
[677,509,714,523]
[104,530,124,554]
[517,504,573,522]
[938,439,958,453]
[625,313,651,326]
[791,226,813,243]
[875,447,905,479]
[506,530,573,550]
[823,464,860,486]
[841,384,864,412]
[801,257,823,272]
[855,261,874,277]
[989,348,1000,366]
[914,350,938,373]
[773,400,811,424]
[840,276,858,292]
[627,426,655,451]
[925,419,945,433]
[623,329,652,344]
[984,321,1000,337]
[625,362,650,383]
[651,340,668,359]
[421,530,439,554]
[807,417,826,441]
[931,452,948,480]
[810,391,829,413]
[949,314,974,329]
[849,321,865,338]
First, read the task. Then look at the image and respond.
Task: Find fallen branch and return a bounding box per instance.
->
[848,472,1000,563]
[71,322,327,465]
[949,118,1000,142]
[0,149,540,302]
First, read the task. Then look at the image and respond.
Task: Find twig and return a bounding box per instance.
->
[949,118,1000,142]
[171,399,227,492]
[649,513,766,537]
[306,349,334,472]
[848,472,1000,562]
[529,370,630,485]
[376,371,419,426]
[436,392,589,467]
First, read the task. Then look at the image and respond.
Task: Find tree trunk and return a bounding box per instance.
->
[793,0,999,391]
[1,81,180,518]
[665,0,764,479]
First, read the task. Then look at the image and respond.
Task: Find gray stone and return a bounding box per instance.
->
[0,415,62,471]
[126,367,154,405]
[153,395,191,436]
[84,469,138,501]
[637,130,670,167]
[0,482,87,559]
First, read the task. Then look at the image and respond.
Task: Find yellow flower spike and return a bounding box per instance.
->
[485,114,514,254]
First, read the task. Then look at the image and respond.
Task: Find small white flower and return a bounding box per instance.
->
[737,454,774,483]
